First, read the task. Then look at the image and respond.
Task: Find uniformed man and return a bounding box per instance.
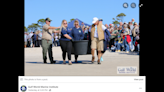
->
[42,18,60,64]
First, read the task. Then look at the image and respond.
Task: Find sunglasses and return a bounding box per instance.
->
[64,23,67,24]
[48,21,51,22]
[75,24,78,25]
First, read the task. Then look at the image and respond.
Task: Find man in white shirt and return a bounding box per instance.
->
[29,32,34,47]
[24,32,27,48]
[54,35,59,46]
[90,17,109,64]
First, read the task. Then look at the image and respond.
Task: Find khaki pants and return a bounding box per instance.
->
[42,39,53,62]
[91,37,104,51]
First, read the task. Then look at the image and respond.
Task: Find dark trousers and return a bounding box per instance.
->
[38,40,42,47]
[59,40,72,60]
[75,55,78,60]
[35,40,39,47]
[109,38,115,49]
[54,40,59,46]
[42,39,53,63]
[32,40,36,47]
[27,40,31,47]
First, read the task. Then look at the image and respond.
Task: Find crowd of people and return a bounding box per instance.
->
[24,17,140,65]
[24,30,61,48]
[78,18,140,53]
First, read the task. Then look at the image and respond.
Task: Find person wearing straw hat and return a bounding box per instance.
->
[42,18,60,64]
[90,17,111,64]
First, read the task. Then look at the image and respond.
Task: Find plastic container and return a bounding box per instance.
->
[71,40,89,55]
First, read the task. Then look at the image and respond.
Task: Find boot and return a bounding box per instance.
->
[91,50,95,63]
[97,59,101,64]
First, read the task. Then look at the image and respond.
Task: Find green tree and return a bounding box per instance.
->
[112,18,120,26]
[112,20,120,25]
[27,23,40,32]
[24,26,28,32]
[37,19,45,31]
[68,18,75,23]
[116,13,126,22]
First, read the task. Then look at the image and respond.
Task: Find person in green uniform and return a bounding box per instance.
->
[42,18,60,64]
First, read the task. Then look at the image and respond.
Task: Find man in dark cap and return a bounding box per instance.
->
[42,18,60,64]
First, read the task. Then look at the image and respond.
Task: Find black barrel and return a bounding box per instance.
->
[72,40,89,55]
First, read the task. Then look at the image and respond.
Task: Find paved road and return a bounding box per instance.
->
[25,47,139,76]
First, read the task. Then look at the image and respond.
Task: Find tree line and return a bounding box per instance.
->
[24,19,46,32]
[24,13,126,32]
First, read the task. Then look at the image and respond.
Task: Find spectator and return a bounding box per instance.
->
[105,24,110,49]
[109,24,114,33]
[109,24,118,50]
[117,26,122,38]
[122,24,130,53]
[26,33,31,47]
[114,24,118,30]
[115,33,124,52]
[83,27,88,40]
[54,35,59,46]
[119,22,123,29]
[128,22,134,51]
[132,22,139,46]
[31,32,37,47]
[35,31,40,47]
[131,18,135,25]
[86,26,90,40]
[81,22,85,31]
[51,33,54,47]
[24,33,27,48]
[37,30,42,47]
[105,24,108,29]
[135,35,139,52]
[29,32,33,47]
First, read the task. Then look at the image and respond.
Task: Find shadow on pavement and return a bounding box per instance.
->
[26,60,94,64]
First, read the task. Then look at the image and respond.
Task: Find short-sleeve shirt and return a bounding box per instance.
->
[111,30,118,39]
[24,34,27,42]
[60,27,71,41]
[129,25,134,35]
[94,25,106,38]
[42,24,55,40]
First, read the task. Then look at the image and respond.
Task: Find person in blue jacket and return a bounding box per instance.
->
[59,20,74,65]
[31,32,37,47]
[70,20,84,63]
[96,19,111,62]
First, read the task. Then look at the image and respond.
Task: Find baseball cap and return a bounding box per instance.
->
[45,18,52,21]
[99,18,103,21]
[134,22,138,25]
[92,17,99,24]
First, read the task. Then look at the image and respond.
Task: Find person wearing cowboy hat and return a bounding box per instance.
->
[90,17,111,64]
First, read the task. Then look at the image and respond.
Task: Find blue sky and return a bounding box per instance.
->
[25,0,139,28]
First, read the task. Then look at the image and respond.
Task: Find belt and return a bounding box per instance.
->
[42,39,50,43]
